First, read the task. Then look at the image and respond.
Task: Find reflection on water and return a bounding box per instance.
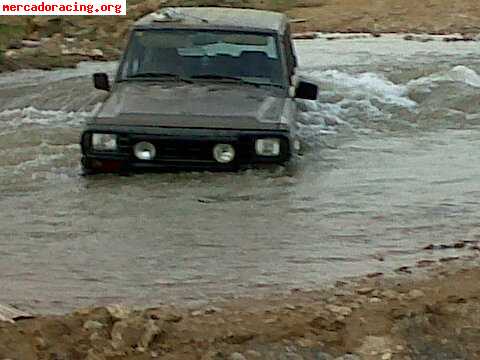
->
[0,36,479,313]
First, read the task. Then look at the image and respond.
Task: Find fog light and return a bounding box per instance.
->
[213,144,235,163]
[255,138,280,156]
[134,141,156,160]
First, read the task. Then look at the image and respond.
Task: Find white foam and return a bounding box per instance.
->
[309,70,417,108]
[0,106,94,129]
[408,65,480,88]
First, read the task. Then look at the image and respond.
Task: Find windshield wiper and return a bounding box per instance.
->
[127,72,192,83]
[190,74,283,88]
[190,74,246,82]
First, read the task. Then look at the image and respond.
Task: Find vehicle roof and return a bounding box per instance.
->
[134,7,288,35]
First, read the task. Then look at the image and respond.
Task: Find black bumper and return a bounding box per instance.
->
[81,128,293,171]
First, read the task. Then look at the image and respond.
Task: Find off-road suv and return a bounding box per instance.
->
[81,7,318,172]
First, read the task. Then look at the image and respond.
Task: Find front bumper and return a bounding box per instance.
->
[81,128,293,172]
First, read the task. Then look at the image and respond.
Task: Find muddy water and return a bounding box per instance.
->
[0,35,479,313]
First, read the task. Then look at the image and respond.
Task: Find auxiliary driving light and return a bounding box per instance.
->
[134,141,156,160]
[213,144,235,164]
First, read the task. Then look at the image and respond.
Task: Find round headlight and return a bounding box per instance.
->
[213,144,235,164]
[134,141,156,161]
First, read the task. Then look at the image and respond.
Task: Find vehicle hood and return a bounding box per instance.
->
[92,82,289,129]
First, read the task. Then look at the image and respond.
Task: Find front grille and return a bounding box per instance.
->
[154,139,217,162]
[113,133,289,165]
[124,135,239,163]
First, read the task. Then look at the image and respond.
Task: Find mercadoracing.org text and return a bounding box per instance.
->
[1,0,126,15]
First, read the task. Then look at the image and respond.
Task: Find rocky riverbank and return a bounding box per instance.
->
[1,0,480,72]
[2,259,480,360]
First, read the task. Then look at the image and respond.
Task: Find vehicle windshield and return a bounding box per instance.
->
[119,30,284,87]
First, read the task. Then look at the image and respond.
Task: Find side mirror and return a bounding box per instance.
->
[295,81,318,100]
[93,73,110,91]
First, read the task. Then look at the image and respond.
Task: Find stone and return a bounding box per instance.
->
[285,353,304,360]
[356,336,393,357]
[111,317,161,351]
[201,351,223,360]
[85,349,106,360]
[325,305,352,317]
[356,287,374,295]
[205,306,222,314]
[315,352,334,360]
[21,40,42,48]
[106,304,131,320]
[139,320,162,349]
[407,289,425,300]
[382,353,392,360]
[33,336,48,350]
[369,297,382,304]
[381,290,399,300]
[83,320,104,331]
[335,354,361,360]
[229,353,247,360]
[245,350,262,358]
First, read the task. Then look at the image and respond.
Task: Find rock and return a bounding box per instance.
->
[191,310,203,317]
[285,353,304,360]
[356,336,393,357]
[7,40,22,50]
[205,306,222,314]
[106,304,131,320]
[138,320,162,349]
[83,320,104,331]
[245,350,262,358]
[31,16,64,37]
[381,353,392,360]
[335,354,361,360]
[0,304,32,323]
[111,317,162,351]
[381,290,399,300]
[85,349,106,360]
[369,297,382,304]
[4,50,17,58]
[33,336,48,350]
[325,305,352,317]
[315,352,334,360]
[229,353,247,360]
[145,309,182,323]
[21,40,42,48]
[407,289,425,300]
[201,351,224,360]
[356,287,374,295]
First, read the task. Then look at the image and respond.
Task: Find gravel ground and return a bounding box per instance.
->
[2,260,480,359]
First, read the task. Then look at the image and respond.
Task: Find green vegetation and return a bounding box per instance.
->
[0,23,26,49]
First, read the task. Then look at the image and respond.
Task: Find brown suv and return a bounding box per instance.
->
[81,7,318,173]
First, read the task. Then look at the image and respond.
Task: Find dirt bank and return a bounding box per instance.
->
[2,259,480,360]
[1,0,480,72]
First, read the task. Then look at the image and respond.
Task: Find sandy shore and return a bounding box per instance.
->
[2,257,480,359]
